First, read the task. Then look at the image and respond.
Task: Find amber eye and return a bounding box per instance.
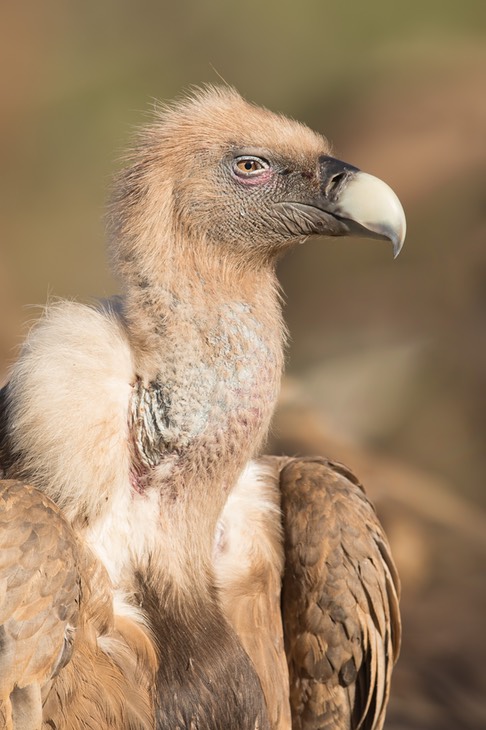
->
[233,156,269,177]
[237,159,262,173]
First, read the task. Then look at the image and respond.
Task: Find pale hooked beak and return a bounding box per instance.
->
[318,156,406,258]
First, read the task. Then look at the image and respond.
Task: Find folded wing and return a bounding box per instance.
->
[0,480,80,728]
[279,457,401,730]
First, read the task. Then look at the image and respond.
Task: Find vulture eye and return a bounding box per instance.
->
[233,156,270,178]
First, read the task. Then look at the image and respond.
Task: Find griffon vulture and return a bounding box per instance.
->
[0,87,404,729]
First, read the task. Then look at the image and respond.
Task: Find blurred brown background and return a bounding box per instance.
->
[1,2,485,727]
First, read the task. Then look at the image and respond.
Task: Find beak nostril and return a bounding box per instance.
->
[325,172,348,198]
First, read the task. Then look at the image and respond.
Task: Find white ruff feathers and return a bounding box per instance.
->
[7,302,134,526]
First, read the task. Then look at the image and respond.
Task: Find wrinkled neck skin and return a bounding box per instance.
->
[114,226,286,597]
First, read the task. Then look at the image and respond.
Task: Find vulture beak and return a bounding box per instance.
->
[317,156,406,257]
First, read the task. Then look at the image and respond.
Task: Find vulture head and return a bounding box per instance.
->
[109,86,405,289]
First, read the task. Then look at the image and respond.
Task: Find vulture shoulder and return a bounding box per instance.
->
[215,456,400,730]
[0,479,80,729]
[0,479,157,729]
[279,456,401,730]
[0,301,134,526]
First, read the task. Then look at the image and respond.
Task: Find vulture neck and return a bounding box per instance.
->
[117,235,285,593]
[119,234,284,375]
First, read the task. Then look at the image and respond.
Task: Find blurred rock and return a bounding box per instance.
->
[295,341,424,444]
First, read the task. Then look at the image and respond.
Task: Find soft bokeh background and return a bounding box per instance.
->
[1,2,485,727]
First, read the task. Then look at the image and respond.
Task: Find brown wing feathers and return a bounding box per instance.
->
[0,479,156,729]
[0,480,81,728]
[0,457,400,730]
[278,457,400,730]
[212,456,400,730]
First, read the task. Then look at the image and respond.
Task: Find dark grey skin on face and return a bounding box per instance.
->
[201,145,406,260]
